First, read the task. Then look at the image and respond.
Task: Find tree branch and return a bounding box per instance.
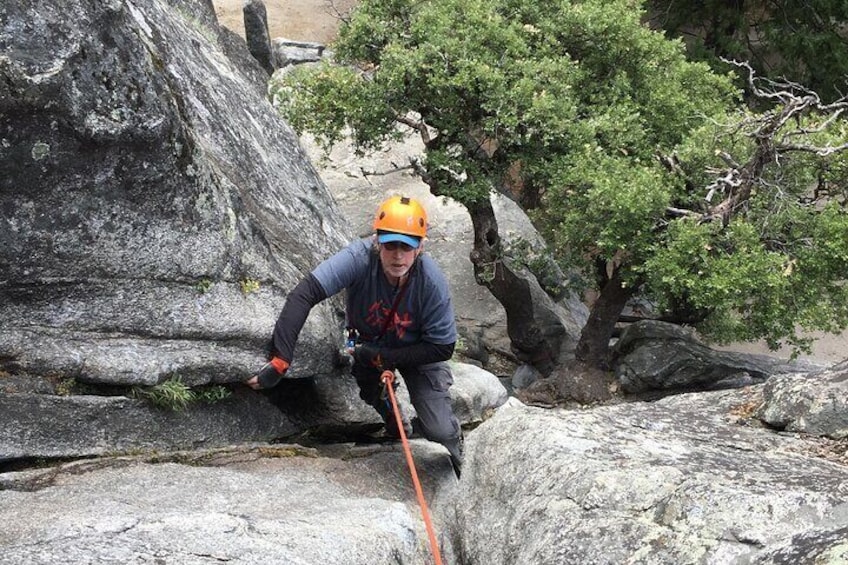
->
[665,206,700,218]
[394,112,431,145]
[703,60,848,224]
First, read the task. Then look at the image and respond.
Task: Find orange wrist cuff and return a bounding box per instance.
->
[270,357,289,374]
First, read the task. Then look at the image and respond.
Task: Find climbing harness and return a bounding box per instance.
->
[381,369,444,565]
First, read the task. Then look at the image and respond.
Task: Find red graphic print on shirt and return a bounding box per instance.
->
[365,301,389,329]
[393,311,413,339]
[364,300,413,340]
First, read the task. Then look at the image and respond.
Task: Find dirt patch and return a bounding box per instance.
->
[516,360,620,408]
[211,0,356,43]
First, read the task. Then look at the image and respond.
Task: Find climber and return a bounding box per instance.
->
[245,195,464,477]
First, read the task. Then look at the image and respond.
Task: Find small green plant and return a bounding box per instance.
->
[196,279,213,294]
[195,385,231,404]
[239,278,260,295]
[132,378,231,411]
[55,377,76,396]
[503,237,569,297]
[475,261,499,285]
[133,377,195,411]
[454,335,468,356]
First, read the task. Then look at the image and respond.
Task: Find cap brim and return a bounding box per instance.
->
[377,232,421,249]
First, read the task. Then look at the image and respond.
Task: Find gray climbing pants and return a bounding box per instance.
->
[352,361,463,467]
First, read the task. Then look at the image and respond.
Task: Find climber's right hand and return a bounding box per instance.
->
[245,357,290,390]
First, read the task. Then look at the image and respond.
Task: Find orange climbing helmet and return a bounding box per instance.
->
[373,195,428,248]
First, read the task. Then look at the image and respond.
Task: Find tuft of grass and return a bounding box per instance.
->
[133,377,195,411]
[195,385,231,404]
[55,377,76,396]
[132,377,232,411]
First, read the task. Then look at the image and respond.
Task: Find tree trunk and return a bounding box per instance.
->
[414,154,573,376]
[575,266,634,370]
[464,198,565,375]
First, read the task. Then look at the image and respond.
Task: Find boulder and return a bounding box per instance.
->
[758,360,848,439]
[0,0,351,389]
[273,38,327,68]
[0,391,298,460]
[2,374,845,565]
[0,443,453,564]
[450,389,848,563]
[612,321,826,394]
[448,362,510,425]
[243,0,275,73]
[0,0,510,465]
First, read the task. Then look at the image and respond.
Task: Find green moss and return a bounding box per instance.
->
[239,278,261,295]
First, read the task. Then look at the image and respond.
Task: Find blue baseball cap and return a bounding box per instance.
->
[377,231,422,249]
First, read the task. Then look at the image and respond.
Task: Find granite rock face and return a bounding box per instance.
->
[612,321,826,394]
[452,390,848,564]
[0,0,512,464]
[759,360,848,440]
[0,0,351,387]
[2,378,845,565]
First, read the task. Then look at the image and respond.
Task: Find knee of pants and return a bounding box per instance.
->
[420,419,461,445]
[414,396,460,444]
[403,362,459,443]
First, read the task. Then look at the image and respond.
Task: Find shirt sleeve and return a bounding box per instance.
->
[381,341,455,368]
[272,238,371,362]
[271,273,327,362]
[311,238,372,297]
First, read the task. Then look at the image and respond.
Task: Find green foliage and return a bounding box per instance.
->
[538,149,675,273]
[503,236,570,297]
[55,377,76,396]
[133,377,195,411]
[271,64,400,154]
[195,385,232,404]
[132,377,231,411]
[645,0,848,103]
[453,334,468,356]
[273,0,736,203]
[272,0,848,356]
[642,202,848,353]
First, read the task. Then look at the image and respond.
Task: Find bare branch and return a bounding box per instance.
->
[361,164,416,178]
[699,60,848,224]
[704,168,742,203]
[782,108,846,138]
[394,113,432,145]
[715,150,741,169]
[665,206,700,218]
[778,142,848,157]
[324,0,353,26]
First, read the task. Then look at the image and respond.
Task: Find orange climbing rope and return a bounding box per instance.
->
[381,369,444,565]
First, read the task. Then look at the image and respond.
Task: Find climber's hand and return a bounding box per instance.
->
[353,343,384,369]
[245,357,289,390]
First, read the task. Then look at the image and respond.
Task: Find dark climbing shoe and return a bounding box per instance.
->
[446,433,464,479]
[382,412,413,439]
